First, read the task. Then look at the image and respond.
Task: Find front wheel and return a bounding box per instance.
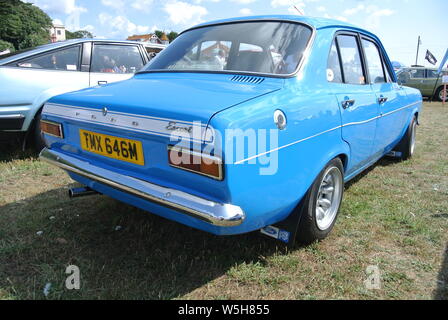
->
[33,112,46,152]
[296,158,345,245]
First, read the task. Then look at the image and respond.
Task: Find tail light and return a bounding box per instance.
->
[40,120,63,138]
[168,146,223,180]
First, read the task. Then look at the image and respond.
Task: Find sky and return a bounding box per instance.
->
[24,0,448,67]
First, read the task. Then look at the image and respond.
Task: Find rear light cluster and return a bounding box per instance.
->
[168,146,223,180]
[40,120,63,138]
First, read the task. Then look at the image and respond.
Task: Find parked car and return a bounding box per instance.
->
[143,43,167,60]
[39,16,422,245]
[396,66,448,101]
[0,39,152,149]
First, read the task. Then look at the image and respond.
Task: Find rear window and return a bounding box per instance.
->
[143,21,313,76]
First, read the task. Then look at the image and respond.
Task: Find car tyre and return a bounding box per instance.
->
[296,158,344,245]
[33,112,46,152]
[435,86,447,102]
[395,116,417,161]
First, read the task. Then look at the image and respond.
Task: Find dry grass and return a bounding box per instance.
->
[0,102,447,300]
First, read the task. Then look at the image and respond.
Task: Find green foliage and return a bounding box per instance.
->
[0,40,14,52]
[66,30,94,40]
[167,31,179,42]
[154,30,178,43]
[154,30,164,40]
[0,0,52,50]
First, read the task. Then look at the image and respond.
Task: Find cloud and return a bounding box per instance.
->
[101,0,125,11]
[232,0,256,4]
[131,0,154,12]
[164,1,208,27]
[26,0,86,14]
[317,6,326,12]
[343,4,365,16]
[99,12,150,37]
[271,0,294,7]
[365,5,394,29]
[239,8,253,15]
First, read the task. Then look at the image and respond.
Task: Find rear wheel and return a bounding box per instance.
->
[435,86,447,102]
[296,158,344,245]
[395,116,417,161]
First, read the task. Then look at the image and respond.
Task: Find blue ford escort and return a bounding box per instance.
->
[39,16,422,245]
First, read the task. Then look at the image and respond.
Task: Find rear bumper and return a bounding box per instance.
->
[39,148,245,227]
[0,114,25,131]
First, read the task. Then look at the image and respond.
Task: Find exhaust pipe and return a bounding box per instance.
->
[69,187,98,198]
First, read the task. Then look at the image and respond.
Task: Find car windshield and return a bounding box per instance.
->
[141,21,313,76]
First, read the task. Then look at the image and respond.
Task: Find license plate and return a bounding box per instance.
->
[80,130,145,166]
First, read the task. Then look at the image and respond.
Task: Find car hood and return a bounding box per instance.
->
[48,72,283,124]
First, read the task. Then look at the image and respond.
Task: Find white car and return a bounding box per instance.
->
[0,39,157,149]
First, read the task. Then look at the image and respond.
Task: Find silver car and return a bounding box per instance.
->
[0,39,155,148]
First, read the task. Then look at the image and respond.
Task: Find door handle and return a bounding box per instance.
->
[378,97,388,104]
[98,81,108,85]
[341,99,356,109]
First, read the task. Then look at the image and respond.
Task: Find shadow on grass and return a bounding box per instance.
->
[345,156,398,190]
[434,244,448,300]
[0,133,36,162]
[0,186,288,299]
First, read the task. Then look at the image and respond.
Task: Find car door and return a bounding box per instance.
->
[407,68,427,95]
[422,69,439,96]
[328,34,380,176]
[360,37,408,156]
[89,43,146,87]
[2,44,90,111]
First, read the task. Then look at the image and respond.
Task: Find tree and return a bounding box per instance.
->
[0,40,14,52]
[167,31,179,43]
[0,0,52,50]
[154,30,178,43]
[154,30,164,40]
[66,30,94,40]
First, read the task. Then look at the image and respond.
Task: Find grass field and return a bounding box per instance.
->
[0,102,447,300]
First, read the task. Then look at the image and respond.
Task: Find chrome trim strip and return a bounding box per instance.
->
[0,114,25,119]
[39,148,244,227]
[43,103,214,143]
[45,103,206,126]
[236,101,421,164]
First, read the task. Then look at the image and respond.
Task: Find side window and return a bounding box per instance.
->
[410,69,425,78]
[16,46,81,71]
[327,41,343,83]
[337,35,366,85]
[91,45,144,74]
[397,69,411,83]
[426,69,439,79]
[362,39,386,84]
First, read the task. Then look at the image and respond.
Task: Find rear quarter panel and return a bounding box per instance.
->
[208,27,350,232]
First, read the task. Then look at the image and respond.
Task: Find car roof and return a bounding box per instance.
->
[0,39,144,65]
[189,15,360,32]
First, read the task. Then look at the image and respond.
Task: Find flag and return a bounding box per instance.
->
[425,50,437,65]
[438,49,448,73]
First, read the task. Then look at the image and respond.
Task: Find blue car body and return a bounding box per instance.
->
[39,16,422,239]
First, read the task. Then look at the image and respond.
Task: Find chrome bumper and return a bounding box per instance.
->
[39,148,245,227]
